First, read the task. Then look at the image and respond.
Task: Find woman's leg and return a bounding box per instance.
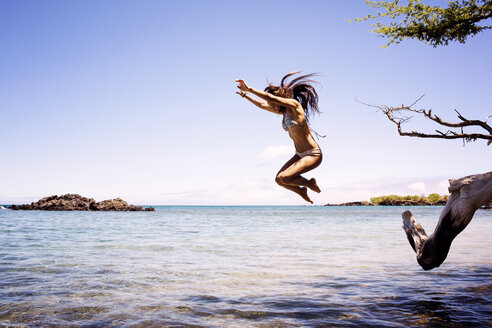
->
[276,155,322,192]
[275,155,322,203]
[275,155,313,203]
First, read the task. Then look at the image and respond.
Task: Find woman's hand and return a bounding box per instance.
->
[236,91,246,98]
[235,79,250,92]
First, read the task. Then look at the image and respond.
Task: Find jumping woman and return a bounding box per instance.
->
[235,72,323,204]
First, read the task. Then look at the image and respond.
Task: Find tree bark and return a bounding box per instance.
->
[402,171,492,270]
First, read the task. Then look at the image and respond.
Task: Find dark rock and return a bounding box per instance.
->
[325,201,373,206]
[11,194,154,212]
[377,199,447,206]
[325,199,448,206]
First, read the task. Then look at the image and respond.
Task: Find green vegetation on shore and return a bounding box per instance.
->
[325,193,451,206]
[370,193,449,205]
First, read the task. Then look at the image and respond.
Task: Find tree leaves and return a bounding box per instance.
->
[353,0,492,47]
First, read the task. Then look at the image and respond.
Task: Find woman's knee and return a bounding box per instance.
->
[275,172,290,185]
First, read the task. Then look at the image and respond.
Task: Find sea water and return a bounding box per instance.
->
[0,206,491,327]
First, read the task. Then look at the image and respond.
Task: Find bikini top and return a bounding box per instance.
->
[282,113,303,131]
[282,112,326,139]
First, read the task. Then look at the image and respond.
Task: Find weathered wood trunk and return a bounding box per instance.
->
[402,171,492,270]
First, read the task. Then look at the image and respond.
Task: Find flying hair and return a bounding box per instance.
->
[264,71,321,122]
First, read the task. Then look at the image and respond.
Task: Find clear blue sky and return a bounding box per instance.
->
[1,0,491,205]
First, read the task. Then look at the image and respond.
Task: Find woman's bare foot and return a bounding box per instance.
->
[308,178,321,193]
[299,187,313,204]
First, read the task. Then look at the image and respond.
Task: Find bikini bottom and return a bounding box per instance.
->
[296,148,322,158]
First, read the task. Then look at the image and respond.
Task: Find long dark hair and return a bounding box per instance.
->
[264,72,320,122]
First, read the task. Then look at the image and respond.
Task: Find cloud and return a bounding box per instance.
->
[406,179,450,196]
[256,145,293,165]
[318,176,454,204]
[141,176,455,206]
[215,179,294,205]
[408,181,426,194]
[156,179,297,205]
[438,179,450,192]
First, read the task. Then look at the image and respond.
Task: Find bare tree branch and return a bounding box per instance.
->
[359,96,492,145]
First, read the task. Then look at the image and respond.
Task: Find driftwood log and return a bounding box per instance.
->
[402,171,492,270]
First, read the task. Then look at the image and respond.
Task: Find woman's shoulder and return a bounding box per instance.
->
[287,102,305,120]
[290,100,305,118]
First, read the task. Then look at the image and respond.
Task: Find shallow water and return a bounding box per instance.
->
[1,206,491,327]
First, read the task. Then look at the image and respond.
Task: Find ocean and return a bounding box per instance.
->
[1,206,491,327]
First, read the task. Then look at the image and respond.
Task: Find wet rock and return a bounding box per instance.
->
[10,194,154,211]
[324,200,448,206]
[325,201,373,206]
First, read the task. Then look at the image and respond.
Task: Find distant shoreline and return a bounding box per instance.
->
[325,194,451,207]
[326,198,491,209]
[324,200,447,206]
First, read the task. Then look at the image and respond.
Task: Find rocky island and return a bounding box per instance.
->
[325,194,449,206]
[9,194,154,211]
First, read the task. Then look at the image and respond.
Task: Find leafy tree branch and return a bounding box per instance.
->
[353,0,492,47]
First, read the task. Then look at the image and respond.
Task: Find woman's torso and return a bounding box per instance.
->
[282,112,319,153]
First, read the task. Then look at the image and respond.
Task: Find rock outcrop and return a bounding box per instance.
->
[10,194,154,211]
[377,199,448,206]
[325,201,373,206]
[325,199,448,206]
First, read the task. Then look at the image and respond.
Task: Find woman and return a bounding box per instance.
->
[235,72,322,204]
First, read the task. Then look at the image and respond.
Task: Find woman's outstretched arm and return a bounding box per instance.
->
[236,91,279,114]
[236,79,298,110]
